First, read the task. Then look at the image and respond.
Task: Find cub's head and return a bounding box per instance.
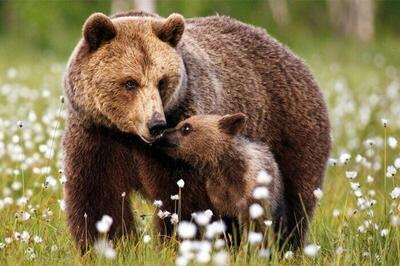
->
[156,113,247,165]
[64,12,186,143]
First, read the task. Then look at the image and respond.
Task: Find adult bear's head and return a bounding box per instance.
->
[64,12,186,143]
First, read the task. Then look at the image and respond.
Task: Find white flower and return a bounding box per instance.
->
[284,250,294,259]
[177,179,185,188]
[304,244,320,257]
[335,247,344,254]
[177,221,197,239]
[21,231,30,243]
[5,237,13,244]
[249,203,264,219]
[354,190,362,198]
[58,199,66,211]
[214,239,225,249]
[195,251,211,264]
[171,194,179,200]
[358,225,366,233]
[33,236,43,243]
[213,251,228,266]
[256,170,272,184]
[179,240,193,254]
[248,231,263,244]
[391,215,400,226]
[205,220,226,239]
[22,211,31,221]
[328,158,338,166]
[59,175,67,184]
[332,209,340,217]
[388,137,398,149]
[94,239,116,260]
[252,187,270,199]
[0,243,5,249]
[264,220,272,227]
[259,248,271,258]
[157,210,170,219]
[143,234,151,244]
[96,215,113,233]
[11,181,22,191]
[365,139,375,147]
[313,188,323,200]
[386,165,397,177]
[204,209,213,218]
[390,187,400,199]
[170,213,179,224]
[367,175,374,183]
[339,153,351,164]
[17,120,23,128]
[50,245,58,252]
[153,200,163,208]
[14,232,21,240]
[345,171,357,179]
[394,158,400,169]
[380,229,389,237]
[193,211,211,226]
[382,118,388,127]
[175,255,190,266]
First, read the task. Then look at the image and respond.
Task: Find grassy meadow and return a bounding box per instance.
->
[0,35,400,265]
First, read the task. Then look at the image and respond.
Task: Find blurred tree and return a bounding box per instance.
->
[111,0,131,14]
[268,0,290,27]
[328,0,375,42]
[134,0,155,13]
[111,0,155,14]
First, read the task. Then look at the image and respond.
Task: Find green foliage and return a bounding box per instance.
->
[0,0,399,58]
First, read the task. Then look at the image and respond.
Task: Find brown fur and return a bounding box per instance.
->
[63,11,330,251]
[156,114,283,224]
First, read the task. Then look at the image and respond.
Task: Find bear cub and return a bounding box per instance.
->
[156,113,284,227]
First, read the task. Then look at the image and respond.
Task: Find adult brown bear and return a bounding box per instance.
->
[63,10,330,251]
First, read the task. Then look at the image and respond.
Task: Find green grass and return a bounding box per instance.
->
[1,35,400,265]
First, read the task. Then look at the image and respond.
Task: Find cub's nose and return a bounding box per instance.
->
[148,112,167,137]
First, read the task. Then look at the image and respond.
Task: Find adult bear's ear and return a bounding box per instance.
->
[152,13,185,47]
[83,13,116,51]
[218,113,248,136]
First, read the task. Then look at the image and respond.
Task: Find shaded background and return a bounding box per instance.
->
[0,0,399,61]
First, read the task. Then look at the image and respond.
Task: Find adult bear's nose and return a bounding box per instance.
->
[148,112,167,137]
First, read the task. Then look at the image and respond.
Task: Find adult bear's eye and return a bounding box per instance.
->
[181,123,192,135]
[125,80,138,90]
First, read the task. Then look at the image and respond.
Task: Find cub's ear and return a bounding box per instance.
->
[83,13,116,51]
[152,13,185,47]
[218,113,248,136]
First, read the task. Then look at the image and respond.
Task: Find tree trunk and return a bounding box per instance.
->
[268,0,290,27]
[328,0,375,43]
[111,0,131,14]
[134,0,155,13]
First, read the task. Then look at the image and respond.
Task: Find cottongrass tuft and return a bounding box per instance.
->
[96,215,113,233]
[249,203,264,219]
[94,239,116,260]
[177,221,197,239]
[304,244,320,257]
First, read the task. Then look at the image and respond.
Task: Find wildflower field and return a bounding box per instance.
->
[0,37,400,265]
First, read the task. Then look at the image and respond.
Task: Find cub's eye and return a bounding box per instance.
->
[181,123,192,135]
[125,80,138,90]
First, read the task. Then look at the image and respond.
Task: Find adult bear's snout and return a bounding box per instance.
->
[148,112,167,137]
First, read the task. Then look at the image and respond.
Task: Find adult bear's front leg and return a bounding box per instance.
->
[63,119,139,252]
